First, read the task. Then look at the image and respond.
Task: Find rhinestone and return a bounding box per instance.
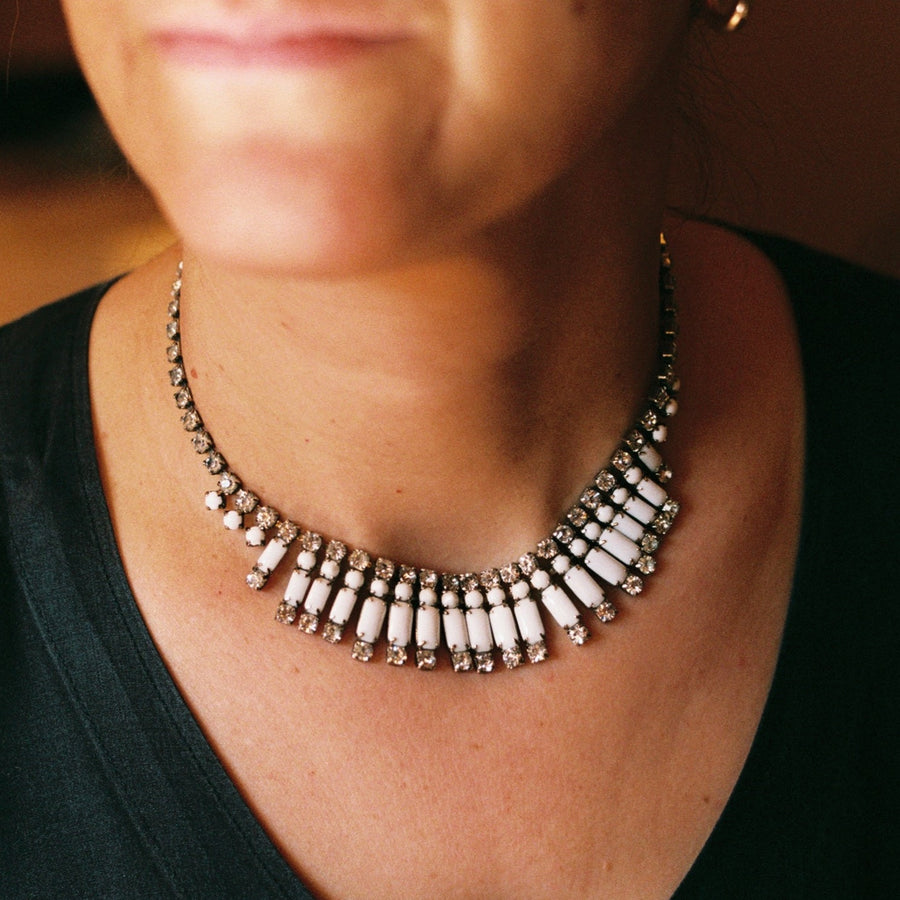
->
[499,563,521,584]
[351,640,375,662]
[218,472,240,495]
[277,521,299,544]
[580,487,602,510]
[567,507,589,528]
[526,640,549,664]
[656,466,673,484]
[419,569,439,590]
[166,320,179,340]
[386,644,408,666]
[166,343,181,363]
[641,533,660,553]
[652,514,673,535]
[652,386,670,408]
[461,573,481,593]
[246,567,268,590]
[501,646,524,669]
[625,430,646,452]
[553,525,574,545]
[636,555,656,575]
[536,538,558,560]
[451,650,473,673]
[349,549,371,571]
[596,601,618,623]
[441,573,461,592]
[275,602,297,625]
[564,622,591,645]
[181,408,202,431]
[479,569,501,589]
[595,470,617,492]
[662,499,681,517]
[326,541,348,562]
[191,431,213,453]
[622,575,644,596]
[612,449,632,471]
[174,387,193,408]
[416,648,438,670]
[169,366,186,387]
[323,620,345,643]
[167,298,179,318]
[517,553,538,577]
[203,452,226,474]
[256,506,279,530]
[234,490,259,514]
[474,651,494,674]
[640,410,659,430]
[297,612,319,634]
[398,566,417,585]
[300,531,323,552]
[374,557,395,580]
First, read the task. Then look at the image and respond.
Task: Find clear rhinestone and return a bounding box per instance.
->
[652,514,673,535]
[640,410,659,430]
[596,601,618,623]
[419,569,439,590]
[275,602,297,625]
[374,557,395,580]
[622,575,644,596]
[181,408,201,431]
[174,387,193,408]
[326,541,348,562]
[277,520,299,544]
[499,563,521,584]
[442,573,461,593]
[662,498,680,517]
[517,553,538,577]
[256,506,279,530]
[297,612,319,634]
[652,386,670,409]
[567,507,589,528]
[451,650,473,672]
[191,431,213,453]
[166,343,181,363]
[416,648,437,670]
[234,490,259,514]
[246,567,268,590]
[461,573,481,594]
[553,525,574,545]
[641,533,660,553]
[656,466,673,484]
[300,531,323,552]
[595,470,617,492]
[501,646,524,669]
[351,640,375,662]
[526,640,549,663]
[323,620,345,643]
[564,622,591,645]
[580,487,602,510]
[349,549,371,571]
[625,429,646,452]
[167,298,179,317]
[474,651,495,674]
[536,538,558,560]
[612,449,632,471]
[398,566,417,585]
[218,472,240,495]
[479,569,501,589]
[169,366,186,386]
[166,320,179,340]
[636,555,656,575]
[203,451,226,474]
[386,644,408,666]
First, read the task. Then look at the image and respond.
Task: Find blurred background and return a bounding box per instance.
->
[1,1,898,325]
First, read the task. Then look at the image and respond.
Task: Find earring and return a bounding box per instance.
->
[704,0,751,32]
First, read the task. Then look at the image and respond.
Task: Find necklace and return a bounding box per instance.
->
[166,236,680,674]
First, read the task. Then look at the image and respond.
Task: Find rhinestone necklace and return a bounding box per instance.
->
[166,236,680,674]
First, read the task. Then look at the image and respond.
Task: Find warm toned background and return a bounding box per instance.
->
[1,1,898,325]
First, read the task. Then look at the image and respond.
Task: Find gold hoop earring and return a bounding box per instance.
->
[705,0,751,32]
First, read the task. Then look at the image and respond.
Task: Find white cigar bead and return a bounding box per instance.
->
[256,539,288,574]
[418,587,439,607]
[489,604,520,650]
[442,590,460,609]
[357,596,387,643]
[552,555,571,575]
[395,583,413,602]
[510,580,530,600]
[624,466,643,485]
[530,569,551,591]
[329,586,359,625]
[636,477,667,508]
[303,578,333,616]
[297,550,317,571]
[465,589,485,609]
[611,512,644,542]
[370,578,389,597]
[465,607,494,652]
[416,604,440,650]
[585,547,628,587]
[284,568,313,605]
[514,596,546,644]
[623,494,656,524]
[223,510,242,530]
[443,607,470,651]
[598,527,641,566]
[639,444,663,471]
[205,491,224,510]
[245,526,265,547]
[563,564,606,609]
[487,587,506,607]
[569,538,589,558]
[387,601,414,646]
[344,569,366,591]
[595,505,614,524]
[539,584,581,629]
[583,521,603,540]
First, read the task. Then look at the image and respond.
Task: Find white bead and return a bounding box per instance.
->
[465,607,493,652]
[652,425,668,443]
[356,596,387,644]
[465,589,485,609]
[611,487,630,505]
[489,604,519,650]
[296,550,317,571]
[639,444,663,471]
[514,595,545,644]
[245,526,265,547]
[585,547,628,587]
[510,580,530,600]
[623,494,655,525]
[284,568,313,605]
[387,601,414,646]
[320,559,340,580]
[595,505,614,524]
[223,510,242,530]
[487,587,506,607]
[395,583,413,602]
[442,590,460,609]
[598,528,641,566]
[329,586,359,625]
[418,587,438,607]
[636,477,667,508]
[583,521,602,540]
[564,564,606,609]
[569,538,589,558]
[416,604,440,650]
[552,554,571,575]
[666,399,678,416]
[624,466,642,485]
[442,606,470,651]
[303,577,333,616]
[344,569,365,591]
[370,578,389,597]
[539,584,580,628]
[256,539,288,574]
[611,512,644,542]
[205,491,224,510]
[530,570,551,590]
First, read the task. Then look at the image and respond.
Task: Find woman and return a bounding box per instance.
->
[1,1,897,897]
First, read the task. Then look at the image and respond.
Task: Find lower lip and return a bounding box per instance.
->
[153,32,402,68]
